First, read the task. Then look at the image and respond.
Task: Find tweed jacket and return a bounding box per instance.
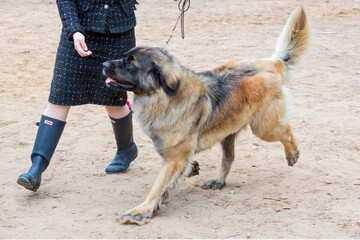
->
[56,0,137,41]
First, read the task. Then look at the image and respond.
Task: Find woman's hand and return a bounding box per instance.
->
[73,32,92,57]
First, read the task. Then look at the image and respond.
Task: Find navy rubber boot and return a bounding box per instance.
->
[106,110,138,174]
[17,115,66,192]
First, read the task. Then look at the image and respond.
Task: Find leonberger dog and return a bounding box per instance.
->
[103,6,310,225]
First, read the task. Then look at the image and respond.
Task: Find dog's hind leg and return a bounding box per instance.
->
[202,132,237,190]
[280,126,299,166]
[250,90,299,166]
[253,123,299,167]
[121,142,196,225]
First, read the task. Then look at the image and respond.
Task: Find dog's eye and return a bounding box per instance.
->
[128,55,135,61]
[126,55,135,66]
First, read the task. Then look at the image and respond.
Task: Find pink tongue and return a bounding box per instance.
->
[106,78,116,84]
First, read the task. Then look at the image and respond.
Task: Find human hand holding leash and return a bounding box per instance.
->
[73,32,92,57]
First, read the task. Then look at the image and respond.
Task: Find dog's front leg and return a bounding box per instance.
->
[121,147,194,225]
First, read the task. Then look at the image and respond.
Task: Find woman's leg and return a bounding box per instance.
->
[43,103,71,121]
[104,103,138,174]
[17,103,70,191]
[105,105,130,119]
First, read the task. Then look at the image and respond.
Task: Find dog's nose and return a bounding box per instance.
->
[103,61,110,68]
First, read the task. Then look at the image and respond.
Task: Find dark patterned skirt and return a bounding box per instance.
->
[48,29,135,106]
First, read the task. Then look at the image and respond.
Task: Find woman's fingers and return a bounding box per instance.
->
[75,42,92,57]
[73,32,92,57]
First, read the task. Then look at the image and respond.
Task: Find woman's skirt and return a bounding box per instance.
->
[48,29,135,106]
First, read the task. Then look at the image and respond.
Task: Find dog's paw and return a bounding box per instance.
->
[186,160,200,178]
[119,207,152,226]
[120,213,150,226]
[202,179,225,190]
[286,147,300,167]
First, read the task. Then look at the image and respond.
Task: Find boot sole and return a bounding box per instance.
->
[106,169,128,174]
[105,153,138,174]
[17,177,39,192]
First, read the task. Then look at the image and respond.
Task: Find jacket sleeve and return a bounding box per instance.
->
[56,0,85,41]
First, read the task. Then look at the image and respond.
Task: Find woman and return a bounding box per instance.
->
[17,0,139,192]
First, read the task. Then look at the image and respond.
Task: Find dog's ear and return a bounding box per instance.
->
[150,66,180,96]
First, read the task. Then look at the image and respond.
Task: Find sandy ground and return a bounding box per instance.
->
[0,0,360,238]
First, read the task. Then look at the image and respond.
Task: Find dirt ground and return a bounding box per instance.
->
[0,0,359,238]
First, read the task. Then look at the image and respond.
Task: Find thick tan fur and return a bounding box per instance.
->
[104,6,310,225]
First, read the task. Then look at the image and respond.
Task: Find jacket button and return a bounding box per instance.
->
[104,4,109,9]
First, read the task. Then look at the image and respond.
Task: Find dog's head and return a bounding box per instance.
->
[103,47,181,96]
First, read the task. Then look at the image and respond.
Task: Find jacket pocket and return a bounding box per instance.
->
[77,0,95,14]
[120,0,136,17]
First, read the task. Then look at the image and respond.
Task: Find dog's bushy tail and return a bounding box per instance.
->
[272,6,310,69]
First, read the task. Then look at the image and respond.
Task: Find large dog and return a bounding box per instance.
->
[103,6,310,225]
